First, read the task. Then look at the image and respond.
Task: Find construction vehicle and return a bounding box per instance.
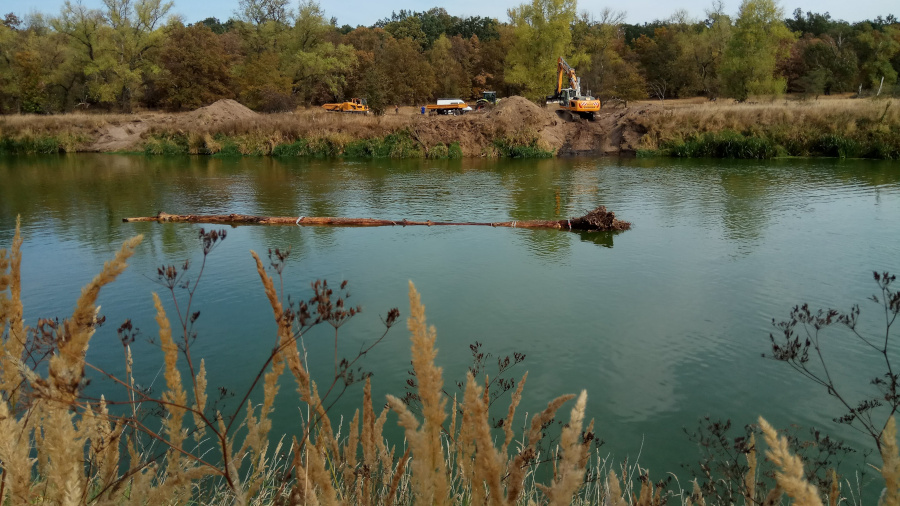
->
[322,98,369,114]
[475,91,499,110]
[546,57,600,120]
[425,99,473,115]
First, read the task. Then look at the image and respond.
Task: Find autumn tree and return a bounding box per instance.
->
[720,0,795,100]
[505,0,581,102]
[379,36,435,104]
[155,23,233,110]
[474,24,515,96]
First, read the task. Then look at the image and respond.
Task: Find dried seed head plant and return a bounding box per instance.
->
[766,271,900,451]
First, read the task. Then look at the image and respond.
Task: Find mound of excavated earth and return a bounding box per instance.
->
[182,99,259,125]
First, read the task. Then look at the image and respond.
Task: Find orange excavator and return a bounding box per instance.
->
[321,98,369,114]
[546,57,600,120]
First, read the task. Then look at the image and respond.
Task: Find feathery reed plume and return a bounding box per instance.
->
[49,234,143,403]
[762,485,784,506]
[828,469,839,506]
[387,448,411,506]
[192,358,208,443]
[690,478,706,506]
[501,371,528,457]
[460,372,504,506]
[744,432,757,504]
[544,390,588,505]
[386,282,449,505]
[880,416,900,506]
[635,473,654,506]
[342,409,360,498]
[150,291,193,501]
[0,216,25,406]
[251,250,311,403]
[361,378,376,505]
[506,394,575,504]
[0,400,35,503]
[605,469,628,506]
[759,416,823,506]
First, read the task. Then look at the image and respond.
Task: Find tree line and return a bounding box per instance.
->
[0,0,897,114]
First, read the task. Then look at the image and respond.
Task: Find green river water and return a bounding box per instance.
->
[1,153,899,499]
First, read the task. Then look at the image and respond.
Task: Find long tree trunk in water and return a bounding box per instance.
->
[123,206,631,232]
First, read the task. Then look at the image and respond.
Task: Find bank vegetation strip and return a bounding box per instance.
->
[2,96,899,159]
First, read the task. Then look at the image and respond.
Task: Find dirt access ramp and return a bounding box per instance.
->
[84,99,258,152]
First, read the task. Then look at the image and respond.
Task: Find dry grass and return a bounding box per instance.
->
[2,222,899,504]
[634,97,900,151]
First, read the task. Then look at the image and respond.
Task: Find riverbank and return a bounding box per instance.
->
[1,96,898,159]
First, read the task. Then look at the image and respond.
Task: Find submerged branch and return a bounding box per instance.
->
[123,206,632,232]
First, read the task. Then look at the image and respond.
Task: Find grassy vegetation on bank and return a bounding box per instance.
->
[634,97,900,160]
[141,130,471,159]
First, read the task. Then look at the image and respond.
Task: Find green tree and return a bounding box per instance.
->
[721,0,795,100]
[237,0,292,25]
[853,23,899,92]
[505,0,581,102]
[51,1,105,107]
[79,0,173,111]
[571,9,645,105]
[383,16,427,49]
[285,0,357,104]
[678,7,732,98]
[234,49,292,110]
[633,27,684,100]
[155,23,233,110]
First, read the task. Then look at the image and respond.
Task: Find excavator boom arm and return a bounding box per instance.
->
[554,57,580,96]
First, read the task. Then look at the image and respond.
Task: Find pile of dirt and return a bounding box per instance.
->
[487,96,568,150]
[183,99,258,125]
[485,96,556,129]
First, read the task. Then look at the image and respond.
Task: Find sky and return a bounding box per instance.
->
[15,0,898,28]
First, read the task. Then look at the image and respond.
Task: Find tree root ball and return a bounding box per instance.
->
[570,206,631,232]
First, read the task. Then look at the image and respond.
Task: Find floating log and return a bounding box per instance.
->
[123,206,631,232]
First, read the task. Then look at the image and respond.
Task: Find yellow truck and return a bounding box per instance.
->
[322,98,369,114]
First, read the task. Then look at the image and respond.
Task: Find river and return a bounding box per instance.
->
[1,153,899,499]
